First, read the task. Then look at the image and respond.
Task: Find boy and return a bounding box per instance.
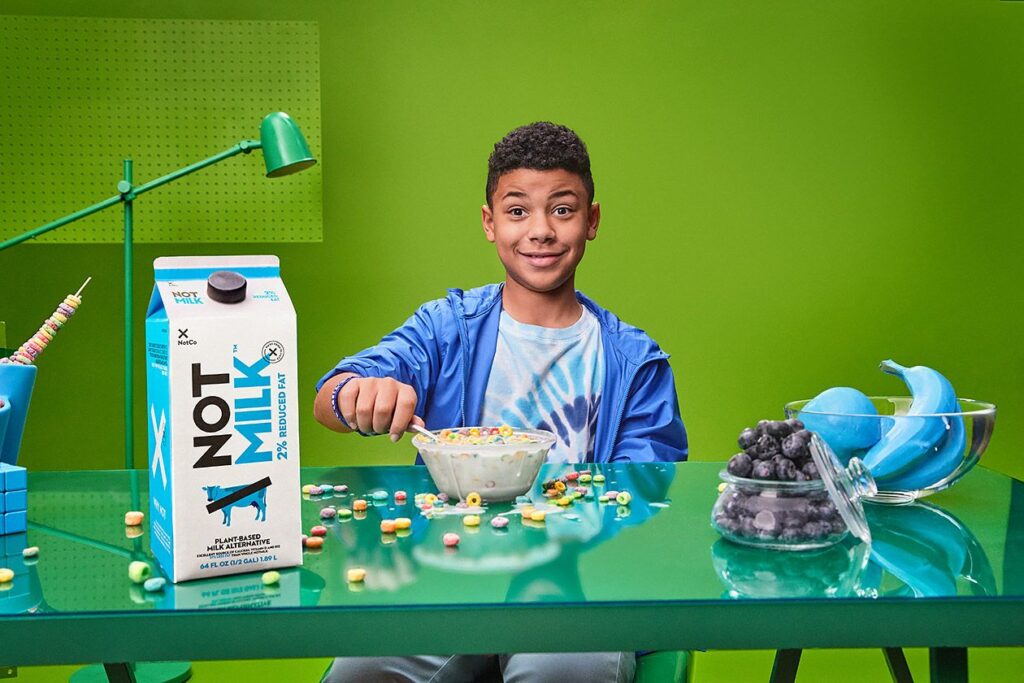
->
[314,122,687,682]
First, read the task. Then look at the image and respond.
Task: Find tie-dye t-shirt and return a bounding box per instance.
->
[481,307,604,463]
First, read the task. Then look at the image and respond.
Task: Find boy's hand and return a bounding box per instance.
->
[335,376,425,442]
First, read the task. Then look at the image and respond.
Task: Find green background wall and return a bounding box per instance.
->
[1,1,1021,680]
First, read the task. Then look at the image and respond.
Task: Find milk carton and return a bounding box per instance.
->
[145,255,300,582]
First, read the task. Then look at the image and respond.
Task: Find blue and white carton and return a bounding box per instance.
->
[145,255,301,582]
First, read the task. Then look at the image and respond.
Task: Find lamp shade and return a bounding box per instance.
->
[260,112,317,178]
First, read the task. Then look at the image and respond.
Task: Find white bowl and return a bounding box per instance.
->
[414,427,556,502]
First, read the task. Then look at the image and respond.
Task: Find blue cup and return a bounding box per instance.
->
[0,363,37,465]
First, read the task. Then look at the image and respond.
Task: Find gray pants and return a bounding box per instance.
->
[322,651,636,683]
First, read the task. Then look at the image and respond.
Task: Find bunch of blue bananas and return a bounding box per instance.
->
[800,360,964,491]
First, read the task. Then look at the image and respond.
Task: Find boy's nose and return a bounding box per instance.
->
[526,216,556,241]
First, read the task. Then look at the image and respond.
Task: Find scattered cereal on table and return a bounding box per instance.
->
[347,568,367,582]
[262,571,281,586]
[0,568,13,583]
[593,474,606,483]
[310,525,328,537]
[372,491,389,501]
[380,519,397,534]
[443,532,460,547]
[309,486,324,496]
[128,561,151,584]
[395,490,407,502]
[304,536,324,549]
[490,516,510,529]
[616,491,633,505]
[143,577,166,592]
[320,508,337,520]
[395,517,412,530]
[22,547,39,559]
[124,511,144,526]
[463,515,481,527]
[466,492,482,507]
[302,484,314,495]
[337,508,353,519]
[353,499,368,511]
[529,511,547,522]
[334,485,348,494]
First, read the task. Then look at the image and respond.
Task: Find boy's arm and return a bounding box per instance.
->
[610,359,689,462]
[313,300,445,435]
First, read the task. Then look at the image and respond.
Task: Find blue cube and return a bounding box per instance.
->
[0,463,27,492]
[4,511,25,534]
[4,490,26,513]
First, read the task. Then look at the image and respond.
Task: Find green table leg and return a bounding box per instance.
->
[70,662,192,683]
[884,648,914,683]
[770,649,802,683]
[929,648,967,683]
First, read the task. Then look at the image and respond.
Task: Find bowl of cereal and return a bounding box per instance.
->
[413,426,556,503]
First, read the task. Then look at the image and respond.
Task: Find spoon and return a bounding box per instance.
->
[409,424,440,442]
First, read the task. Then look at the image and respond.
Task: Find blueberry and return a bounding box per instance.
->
[782,432,811,461]
[783,507,809,527]
[738,428,759,450]
[756,419,771,436]
[802,461,820,480]
[794,471,809,482]
[779,527,802,542]
[785,418,805,432]
[818,501,838,521]
[830,519,847,534]
[716,516,740,533]
[775,458,798,481]
[754,433,781,460]
[751,460,776,480]
[765,420,792,439]
[727,452,754,478]
[802,521,830,538]
[739,517,757,536]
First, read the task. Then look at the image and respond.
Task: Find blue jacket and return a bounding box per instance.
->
[316,284,688,463]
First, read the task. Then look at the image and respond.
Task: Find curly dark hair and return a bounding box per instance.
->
[486,122,594,207]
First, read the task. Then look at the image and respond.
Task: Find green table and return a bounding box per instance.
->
[1,462,1022,682]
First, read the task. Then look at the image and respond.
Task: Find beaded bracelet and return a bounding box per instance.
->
[330,375,373,437]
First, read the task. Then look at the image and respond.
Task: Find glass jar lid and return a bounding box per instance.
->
[809,434,875,545]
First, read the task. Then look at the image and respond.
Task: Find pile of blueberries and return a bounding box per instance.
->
[728,418,818,481]
[714,419,844,545]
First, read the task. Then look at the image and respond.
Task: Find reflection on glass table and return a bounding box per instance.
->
[862,499,996,598]
[711,538,869,599]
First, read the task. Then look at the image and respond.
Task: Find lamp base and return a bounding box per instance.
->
[70,662,192,683]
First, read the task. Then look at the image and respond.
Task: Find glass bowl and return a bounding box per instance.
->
[711,469,854,551]
[413,427,556,502]
[785,397,996,504]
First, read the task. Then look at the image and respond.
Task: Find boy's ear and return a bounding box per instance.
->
[587,202,601,240]
[481,204,496,243]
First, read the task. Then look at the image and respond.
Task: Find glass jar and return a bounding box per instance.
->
[711,435,875,551]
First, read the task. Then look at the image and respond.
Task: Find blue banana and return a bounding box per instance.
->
[883,404,965,491]
[862,360,959,482]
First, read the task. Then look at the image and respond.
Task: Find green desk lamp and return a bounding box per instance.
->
[0,111,316,470]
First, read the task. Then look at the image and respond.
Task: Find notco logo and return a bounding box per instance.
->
[177,329,197,346]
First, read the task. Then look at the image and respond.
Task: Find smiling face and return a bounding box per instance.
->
[481,168,600,298]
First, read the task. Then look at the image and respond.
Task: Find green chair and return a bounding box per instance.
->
[635,650,693,683]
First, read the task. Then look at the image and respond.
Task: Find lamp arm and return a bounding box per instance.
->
[0,194,122,251]
[131,139,262,198]
[0,139,263,251]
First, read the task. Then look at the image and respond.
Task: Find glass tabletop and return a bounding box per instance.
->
[4,461,1022,617]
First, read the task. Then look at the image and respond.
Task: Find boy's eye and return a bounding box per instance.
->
[554,206,573,216]
[509,208,526,217]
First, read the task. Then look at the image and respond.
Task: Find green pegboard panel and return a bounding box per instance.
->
[0,15,322,243]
